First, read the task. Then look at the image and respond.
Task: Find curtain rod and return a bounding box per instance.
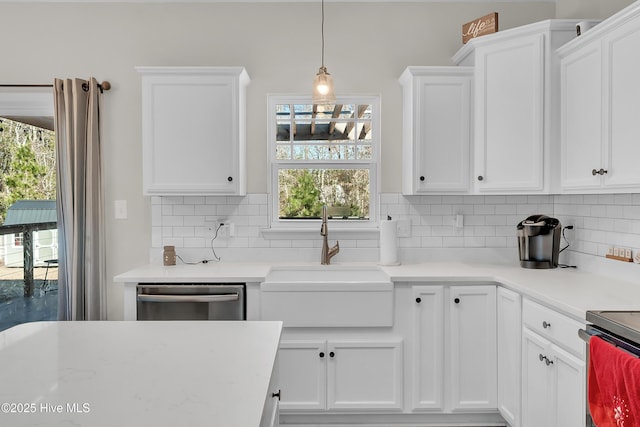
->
[0,82,112,92]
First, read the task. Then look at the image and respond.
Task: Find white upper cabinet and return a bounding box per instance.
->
[399,67,473,194]
[137,66,249,195]
[559,3,640,192]
[559,42,603,189]
[453,20,581,194]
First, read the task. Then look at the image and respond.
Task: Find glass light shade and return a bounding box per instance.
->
[312,66,336,104]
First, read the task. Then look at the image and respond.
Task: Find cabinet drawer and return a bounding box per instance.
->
[522,299,584,357]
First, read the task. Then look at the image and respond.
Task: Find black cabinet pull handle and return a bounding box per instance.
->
[454,298,460,304]
[419,176,425,182]
[227,176,233,182]
[319,352,325,358]
[272,390,281,400]
[329,351,335,358]
[542,321,551,329]
[416,297,422,303]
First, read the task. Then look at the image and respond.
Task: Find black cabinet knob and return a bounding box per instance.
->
[416,297,422,303]
[419,176,425,182]
[454,298,460,304]
[329,351,335,358]
[539,353,545,362]
[319,352,325,358]
[477,175,484,181]
[227,176,233,182]
[271,390,281,400]
[542,321,551,329]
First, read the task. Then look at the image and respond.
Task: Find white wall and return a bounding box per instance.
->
[555,0,636,19]
[2,1,635,320]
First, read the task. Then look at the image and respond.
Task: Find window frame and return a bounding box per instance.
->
[267,94,381,230]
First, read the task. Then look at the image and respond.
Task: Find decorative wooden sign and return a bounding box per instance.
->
[462,12,499,44]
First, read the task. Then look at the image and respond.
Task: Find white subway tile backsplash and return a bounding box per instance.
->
[184,196,205,205]
[151,193,640,263]
[421,236,443,247]
[194,204,217,216]
[184,216,205,227]
[162,216,184,227]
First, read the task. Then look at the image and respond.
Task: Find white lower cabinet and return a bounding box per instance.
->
[522,329,585,427]
[260,354,281,427]
[412,284,497,413]
[278,341,326,410]
[278,338,403,412]
[497,287,522,427]
[411,286,445,410]
[521,299,585,427]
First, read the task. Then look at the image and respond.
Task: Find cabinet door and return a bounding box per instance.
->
[415,74,471,192]
[449,285,497,410]
[278,340,326,410]
[327,340,403,410]
[521,328,552,427]
[400,67,472,194]
[560,44,603,190]
[260,354,280,427]
[411,286,445,410]
[139,67,248,195]
[603,19,640,188]
[474,34,544,192]
[497,287,522,427]
[551,344,585,427]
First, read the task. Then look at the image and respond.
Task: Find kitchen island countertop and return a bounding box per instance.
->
[0,320,282,427]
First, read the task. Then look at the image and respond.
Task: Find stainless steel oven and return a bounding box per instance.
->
[136,283,246,321]
[579,311,640,427]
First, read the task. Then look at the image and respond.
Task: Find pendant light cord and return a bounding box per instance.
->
[321,0,325,68]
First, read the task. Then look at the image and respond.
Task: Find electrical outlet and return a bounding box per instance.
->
[218,223,235,238]
[204,219,226,239]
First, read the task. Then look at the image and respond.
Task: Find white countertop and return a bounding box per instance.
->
[115,261,640,322]
[0,321,282,427]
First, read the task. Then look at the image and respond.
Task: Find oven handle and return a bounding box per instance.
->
[578,328,592,344]
[137,293,239,303]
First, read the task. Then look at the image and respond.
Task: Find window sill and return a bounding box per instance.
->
[260,227,380,240]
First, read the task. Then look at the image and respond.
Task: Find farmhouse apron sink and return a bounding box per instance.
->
[260,266,394,327]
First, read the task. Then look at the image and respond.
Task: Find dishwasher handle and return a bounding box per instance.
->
[137,293,239,303]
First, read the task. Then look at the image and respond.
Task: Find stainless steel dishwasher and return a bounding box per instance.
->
[136,283,245,321]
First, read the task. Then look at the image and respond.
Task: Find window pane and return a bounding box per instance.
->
[276,104,291,119]
[274,103,373,161]
[278,168,370,220]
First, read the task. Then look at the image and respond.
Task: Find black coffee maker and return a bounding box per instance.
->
[517,215,561,269]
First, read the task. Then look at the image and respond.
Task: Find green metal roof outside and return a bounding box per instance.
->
[3,200,57,226]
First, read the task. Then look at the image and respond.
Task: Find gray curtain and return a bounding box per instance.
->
[53,78,106,320]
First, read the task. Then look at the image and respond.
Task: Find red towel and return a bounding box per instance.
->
[589,336,640,426]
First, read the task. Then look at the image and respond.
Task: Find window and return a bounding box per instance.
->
[268,95,380,228]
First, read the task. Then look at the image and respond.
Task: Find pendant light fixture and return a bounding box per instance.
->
[312,0,336,104]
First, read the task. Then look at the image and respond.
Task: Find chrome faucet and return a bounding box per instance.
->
[320,205,340,265]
